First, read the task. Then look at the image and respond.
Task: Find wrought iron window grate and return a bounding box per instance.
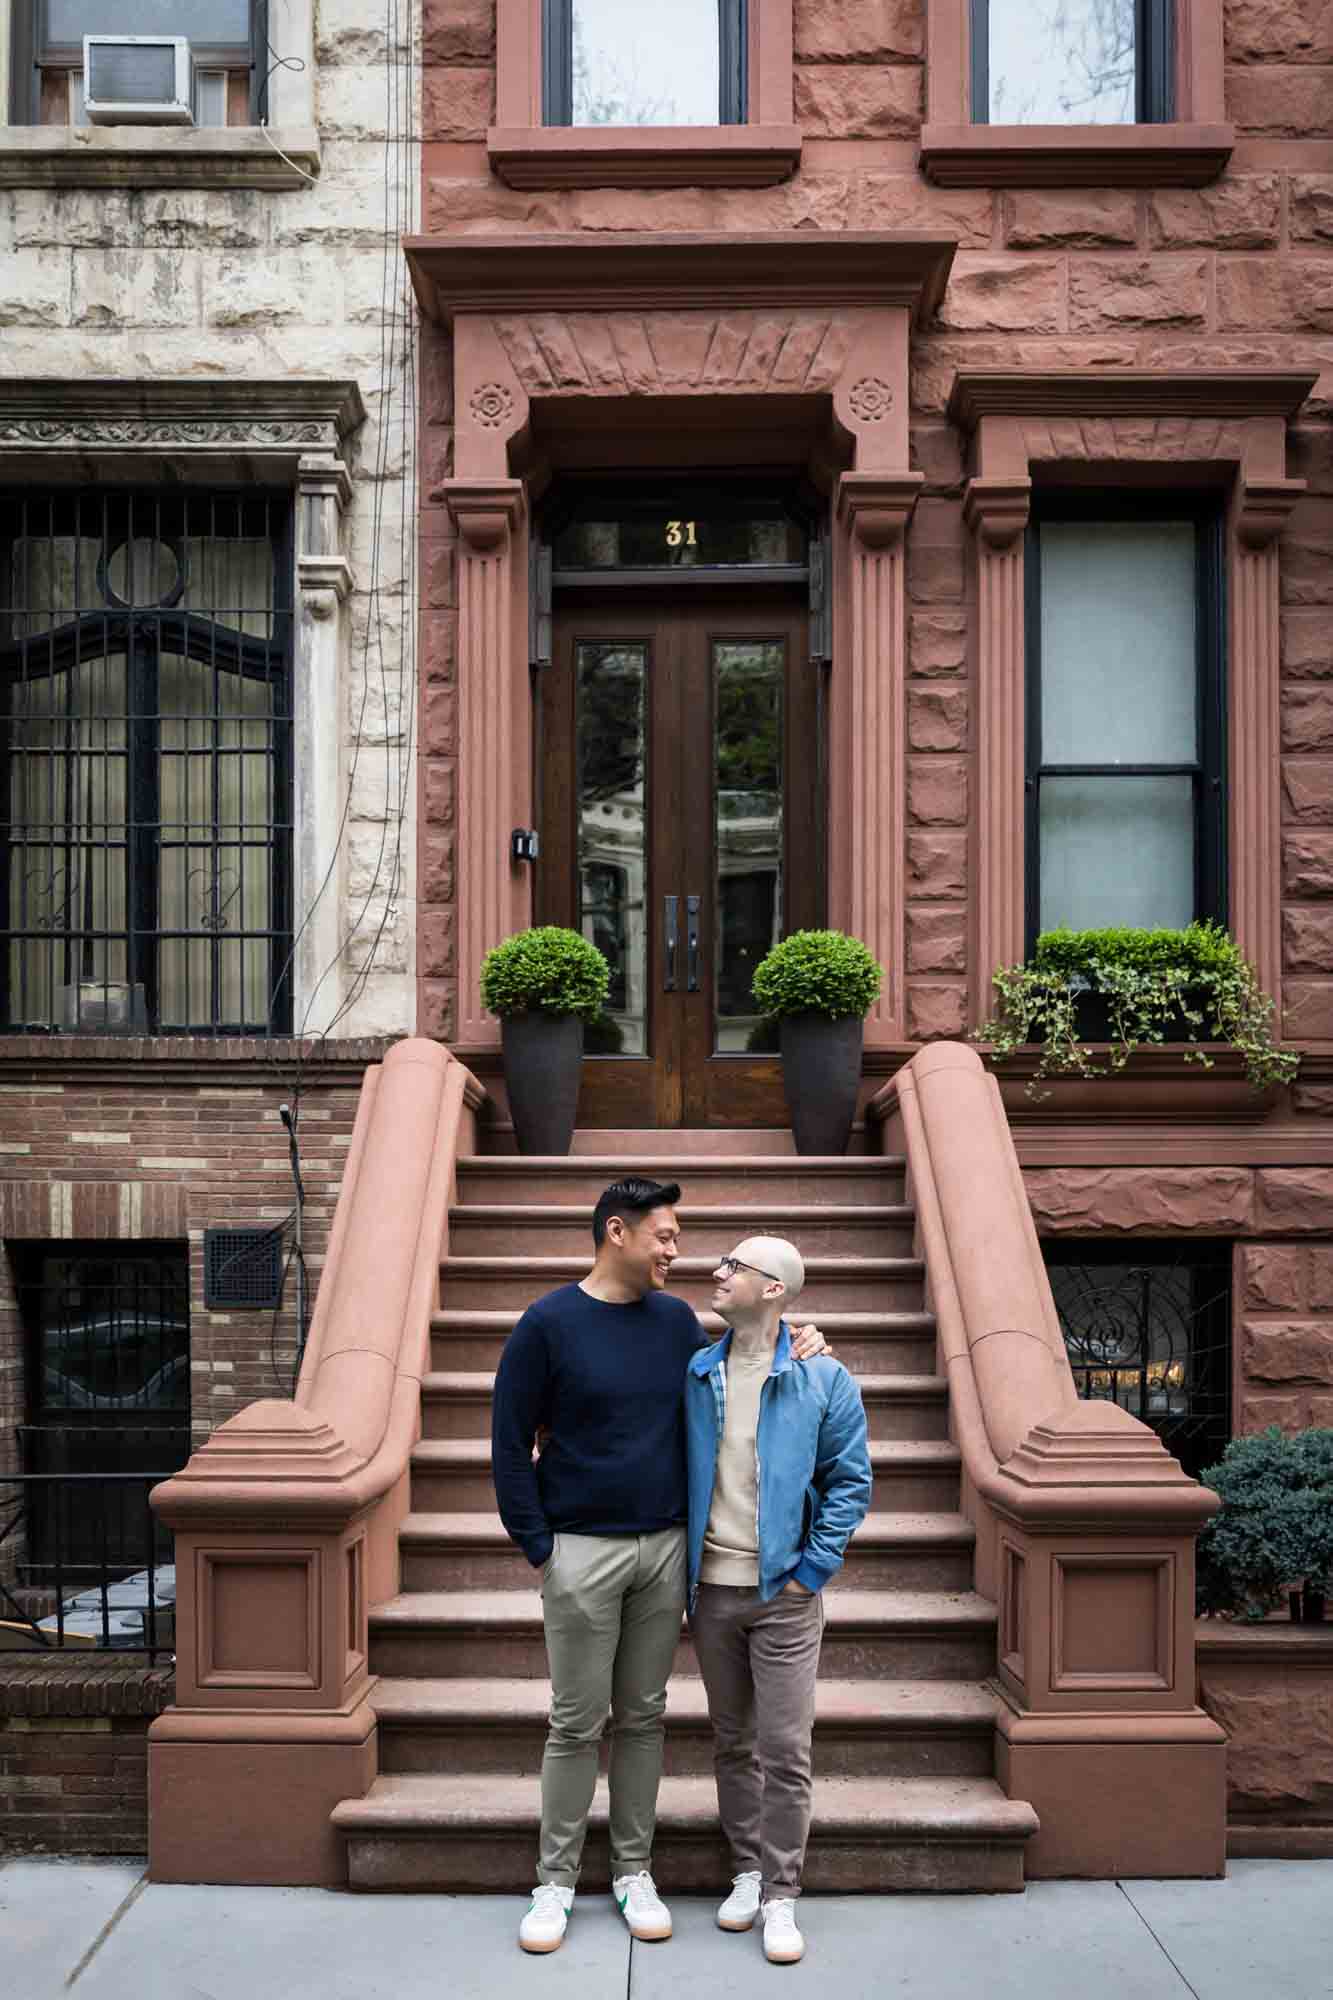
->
[1044,1239,1232,1481]
[1,488,294,1034]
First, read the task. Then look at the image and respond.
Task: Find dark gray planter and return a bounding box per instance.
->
[778,1012,864,1156]
[501,1012,583,1155]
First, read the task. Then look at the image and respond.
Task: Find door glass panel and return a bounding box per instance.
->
[571,0,720,127]
[986,0,1136,124]
[714,640,783,1053]
[577,641,647,1055]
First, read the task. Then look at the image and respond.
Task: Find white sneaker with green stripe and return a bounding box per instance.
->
[612,1870,673,1941]
[518,1882,573,1953]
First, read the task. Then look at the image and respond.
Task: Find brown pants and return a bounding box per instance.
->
[690,1582,824,1900]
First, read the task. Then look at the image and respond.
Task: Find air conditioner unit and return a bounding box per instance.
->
[83,35,194,125]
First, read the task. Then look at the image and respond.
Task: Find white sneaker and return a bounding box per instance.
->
[518,1882,574,1953]
[762,1897,805,1965]
[612,1869,673,1941]
[716,1869,763,1931]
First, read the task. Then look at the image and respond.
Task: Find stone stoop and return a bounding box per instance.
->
[332,1148,1038,1893]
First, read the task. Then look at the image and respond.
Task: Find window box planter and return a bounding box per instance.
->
[987,1044,1278,1124]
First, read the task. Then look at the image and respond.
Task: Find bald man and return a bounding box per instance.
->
[684,1237,871,1966]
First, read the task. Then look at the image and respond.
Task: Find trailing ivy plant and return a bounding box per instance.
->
[751,930,883,1022]
[974,922,1298,1095]
[1196,1427,1333,1619]
[480,926,609,1023]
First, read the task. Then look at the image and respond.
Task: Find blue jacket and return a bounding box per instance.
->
[685,1322,872,1607]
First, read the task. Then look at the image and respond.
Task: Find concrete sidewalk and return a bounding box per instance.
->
[4,1856,1333,2000]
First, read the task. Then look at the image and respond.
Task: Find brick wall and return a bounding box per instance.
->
[0,1658,172,1856]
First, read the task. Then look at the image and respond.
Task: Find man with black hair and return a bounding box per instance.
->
[492,1176,826,1956]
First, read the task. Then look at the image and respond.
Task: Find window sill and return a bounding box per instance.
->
[918,122,1234,189]
[485,124,801,190]
[0,124,321,190]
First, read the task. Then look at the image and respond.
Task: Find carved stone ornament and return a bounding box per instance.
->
[0,417,332,448]
[470,383,516,429]
[848,376,893,424]
[0,380,366,464]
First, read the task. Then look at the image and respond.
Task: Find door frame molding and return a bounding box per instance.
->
[405,230,957,1053]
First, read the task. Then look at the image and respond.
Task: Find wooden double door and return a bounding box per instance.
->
[537,592,822,1127]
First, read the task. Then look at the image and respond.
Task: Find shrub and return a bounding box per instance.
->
[751,930,883,1022]
[480,926,609,1023]
[975,921,1298,1095]
[1195,1427,1333,1618]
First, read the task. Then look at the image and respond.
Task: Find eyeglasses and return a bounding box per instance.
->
[716,1254,782,1284]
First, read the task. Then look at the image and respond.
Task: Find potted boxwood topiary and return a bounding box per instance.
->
[1196,1427,1333,1623]
[751,930,883,1155]
[976,922,1298,1099]
[480,926,609,1155]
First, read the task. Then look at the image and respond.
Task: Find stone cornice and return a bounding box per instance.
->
[948,369,1318,432]
[0,379,366,458]
[919,122,1234,190]
[404,231,957,327]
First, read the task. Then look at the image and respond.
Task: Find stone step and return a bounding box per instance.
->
[439,1254,925,1314]
[367,1589,996,1681]
[446,1203,918,1260]
[419,1371,951,1444]
[409,1438,960,1514]
[372,1675,999,1781]
[454,1157,908,1208]
[335,1772,1035,1894]
[431,1310,939,1375]
[398,1510,977,1593]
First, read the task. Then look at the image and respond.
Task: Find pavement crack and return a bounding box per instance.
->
[1116,1880,1204,2000]
[64,1872,148,1990]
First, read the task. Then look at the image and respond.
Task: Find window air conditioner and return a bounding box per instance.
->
[83,35,194,125]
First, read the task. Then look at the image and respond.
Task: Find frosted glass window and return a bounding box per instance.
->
[1040,521,1197,764]
[572,0,721,126]
[985,0,1137,124]
[44,0,249,50]
[1040,776,1195,932]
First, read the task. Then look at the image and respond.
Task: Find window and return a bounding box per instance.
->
[1,488,294,1035]
[971,0,1171,126]
[1045,1238,1231,1480]
[11,0,266,125]
[1025,497,1225,944]
[543,0,745,127]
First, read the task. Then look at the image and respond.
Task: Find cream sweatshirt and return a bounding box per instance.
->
[699,1340,772,1586]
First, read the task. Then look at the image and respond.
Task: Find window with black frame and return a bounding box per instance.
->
[1044,1239,1231,1479]
[12,0,267,125]
[1025,496,1226,946]
[0,489,294,1035]
[971,0,1172,125]
[543,0,745,126]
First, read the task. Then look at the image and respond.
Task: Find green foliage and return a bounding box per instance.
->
[480,926,609,1024]
[1195,1427,1333,1618]
[751,930,883,1022]
[974,922,1298,1096]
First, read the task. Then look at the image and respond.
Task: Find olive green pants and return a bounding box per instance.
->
[538,1527,687,1886]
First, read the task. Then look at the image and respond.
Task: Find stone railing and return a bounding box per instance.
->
[148,1038,485,1885]
[869,1041,1228,1879]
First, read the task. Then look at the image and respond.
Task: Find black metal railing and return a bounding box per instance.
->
[0,1458,179,1663]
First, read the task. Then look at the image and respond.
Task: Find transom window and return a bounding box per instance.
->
[0,488,294,1035]
[971,0,1173,125]
[1025,496,1225,944]
[543,0,746,126]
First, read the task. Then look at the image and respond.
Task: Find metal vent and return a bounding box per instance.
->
[203,1228,284,1310]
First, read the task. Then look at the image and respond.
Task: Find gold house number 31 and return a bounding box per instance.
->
[665,521,698,548]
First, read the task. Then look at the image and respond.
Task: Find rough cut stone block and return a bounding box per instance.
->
[418,908,456,981]
[907,831,967,898]
[1003,191,1137,249]
[1285,906,1333,972]
[72,249,200,329]
[1257,1167,1333,1230]
[937,257,1064,333]
[907,537,965,605]
[1244,1321,1333,1385]
[910,608,967,675]
[1285,609,1333,679]
[421,684,456,758]
[1237,1393,1305,1435]
[1308,1247,1333,1311]
[0,249,71,328]
[422,0,495,63]
[1224,1,1333,62]
[907,983,968,1041]
[1282,501,1333,605]
[852,177,993,247]
[907,758,968,827]
[1291,175,1333,244]
[1295,1083,1333,1117]
[1149,176,1281,250]
[1283,830,1333,896]
[1283,761,1333,824]
[424,539,457,612]
[419,831,456,905]
[794,0,922,60]
[1242,1244,1306,1310]
[204,252,332,328]
[1282,980,1333,1040]
[1203,1680,1333,1816]
[1284,687,1333,752]
[1227,65,1333,138]
[906,907,967,974]
[1220,257,1333,333]
[908,685,968,752]
[1068,256,1209,330]
[422,759,456,828]
[1024,1167,1255,1233]
[423,66,496,142]
[910,424,965,492]
[793,63,920,138]
[418,979,456,1042]
[422,615,456,685]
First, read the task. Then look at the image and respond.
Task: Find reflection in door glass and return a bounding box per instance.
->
[577,642,647,1054]
[715,641,783,1053]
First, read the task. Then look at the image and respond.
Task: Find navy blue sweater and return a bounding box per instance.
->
[491,1282,706,1567]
